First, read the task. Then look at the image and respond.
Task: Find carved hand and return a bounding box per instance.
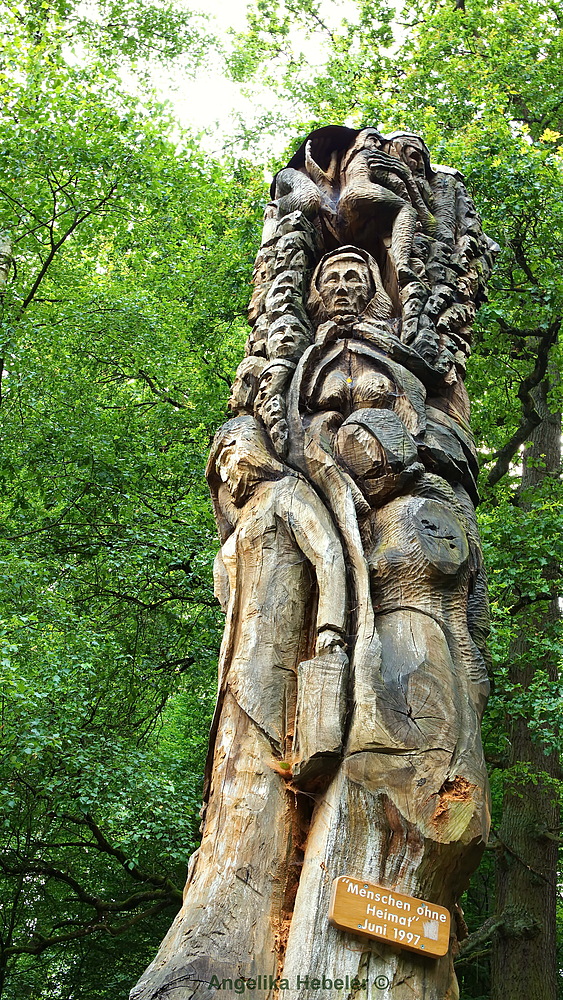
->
[366,148,411,181]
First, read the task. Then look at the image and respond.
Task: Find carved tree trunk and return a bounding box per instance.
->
[132,125,497,1000]
[491,380,561,1000]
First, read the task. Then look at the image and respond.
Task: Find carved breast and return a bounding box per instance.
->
[368,495,470,598]
[309,353,396,418]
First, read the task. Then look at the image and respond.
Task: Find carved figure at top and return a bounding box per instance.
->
[308,246,394,330]
[263,125,498,373]
[132,125,498,1000]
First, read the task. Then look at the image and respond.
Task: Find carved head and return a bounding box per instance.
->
[255,359,295,412]
[385,131,434,179]
[267,315,312,361]
[274,246,308,277]
[228,356,269,414]
[248,248,275,325]
[245,314,269,357]
[341,128,385,173]
[308,246,393,325]
[316,253,374,320]
[264,269,306,320]
[207,416,284,516]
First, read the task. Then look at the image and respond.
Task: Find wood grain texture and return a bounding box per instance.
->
[132,126,496,1000]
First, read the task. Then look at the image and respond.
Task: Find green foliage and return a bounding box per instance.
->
[229,1,563,995]
[0,1,265,994]
[2,0,563,994]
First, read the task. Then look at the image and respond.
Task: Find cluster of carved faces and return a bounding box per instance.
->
[223,125,496,505]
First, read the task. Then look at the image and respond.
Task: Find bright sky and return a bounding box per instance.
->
[154,0,286,157]
[158,0,252,135]
[154,0,358,159]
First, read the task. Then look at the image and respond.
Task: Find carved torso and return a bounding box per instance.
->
[132,124,497,1000]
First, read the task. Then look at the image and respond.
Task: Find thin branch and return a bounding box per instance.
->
[455,913,500,962]
[486,319,560,486]
[18,182,118,315]
[3,901,174,958]
[489,826,559,887]
[62,812,181,894]
[137,369,190,409]
[508,588,560,615]
[0,861,181,913]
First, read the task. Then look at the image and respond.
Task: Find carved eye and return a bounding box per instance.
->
[344,269,364,285]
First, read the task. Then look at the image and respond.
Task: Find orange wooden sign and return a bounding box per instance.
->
[328,876,450,958]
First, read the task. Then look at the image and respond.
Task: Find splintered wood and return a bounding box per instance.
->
[132,126,497,1000]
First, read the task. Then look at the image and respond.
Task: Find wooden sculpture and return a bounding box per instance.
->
[132,126,498,1000]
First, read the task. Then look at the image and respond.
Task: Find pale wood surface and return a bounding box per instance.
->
[132,126,496,1000]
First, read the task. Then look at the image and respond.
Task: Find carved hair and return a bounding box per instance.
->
[307,245,394,325]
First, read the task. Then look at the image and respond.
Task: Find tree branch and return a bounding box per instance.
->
[18,182,118,315]
[3,900,175,958]
[456,906,540,965]
[62,812,181,894]
[486,319,560,486]
[137,369,190,409]
[0,860,182,913]
[508,588,560,615]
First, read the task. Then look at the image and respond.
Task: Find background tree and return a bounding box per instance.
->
[227,1,563,997]
[0,1,264,995]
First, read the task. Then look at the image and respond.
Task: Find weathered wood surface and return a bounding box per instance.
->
[132,126,497,1000]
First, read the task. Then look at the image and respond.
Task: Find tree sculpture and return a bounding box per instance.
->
[132,126,498,1000]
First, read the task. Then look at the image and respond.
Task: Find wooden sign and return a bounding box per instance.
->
[329,876,450,958]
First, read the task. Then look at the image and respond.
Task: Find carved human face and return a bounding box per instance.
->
[228,357,268,413]
[316,257,374,321]
[359,128,384,151]
[265,270,303,317]
[388,135,427,176]
[248,251,275,324]
[259,394,285,425]
[274,247,307,276]
[268,319,310,360]
[403,142,425,176]
[455,274,473,301]
[427,288,451,316]
[255,363,291,410]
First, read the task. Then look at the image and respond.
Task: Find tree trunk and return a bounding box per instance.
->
[491,378,561,1000]
[132,125,497,1000]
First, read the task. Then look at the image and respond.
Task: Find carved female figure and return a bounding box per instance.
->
[132,417,348,999]
[133,125,496,1000]
[275,251,490,999]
